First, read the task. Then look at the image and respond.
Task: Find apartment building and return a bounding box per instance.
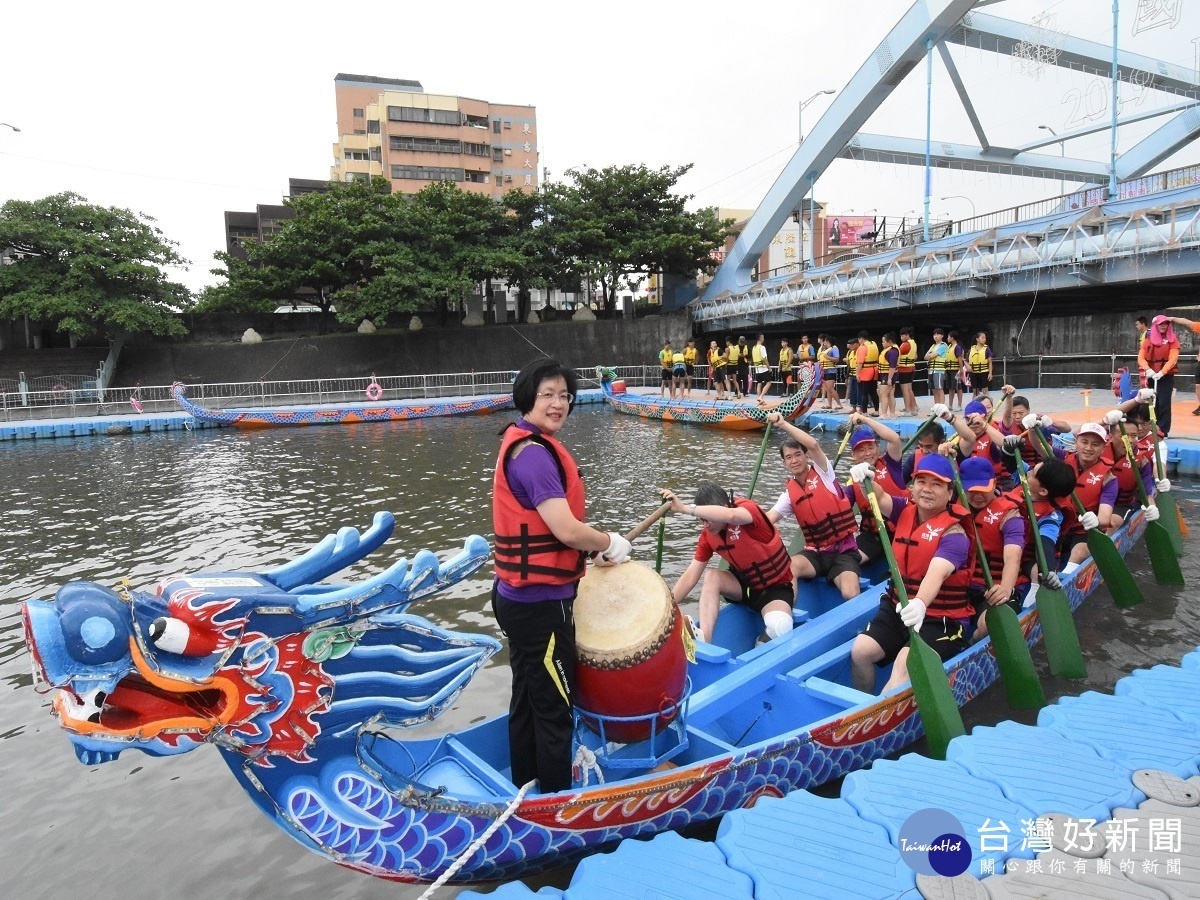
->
[330,74,538,197]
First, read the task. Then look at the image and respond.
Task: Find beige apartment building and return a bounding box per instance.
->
[330,74,538,197]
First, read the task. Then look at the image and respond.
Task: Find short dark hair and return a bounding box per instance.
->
[933,327,945,336]
[917,421,942,443]
[948,330,959,340]
[1012,395,1030,409]
[779,436,806,458]
[857,330,870,339]
[694,479,734,508]
[1136,316,1149,327]
[1127,404,1151,424]
[1034,458,1077,500]
[883,332,897,343]
[512,357,578,415]
[900,325,913,336]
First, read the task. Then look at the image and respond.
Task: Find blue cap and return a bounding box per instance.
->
[964,400,987,417]
[850,427,877,448]
[913,454,954,483]
[958,456,996,492]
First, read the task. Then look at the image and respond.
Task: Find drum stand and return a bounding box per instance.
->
[570,678,693,783]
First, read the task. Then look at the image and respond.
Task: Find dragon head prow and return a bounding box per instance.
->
[23,529,495,767]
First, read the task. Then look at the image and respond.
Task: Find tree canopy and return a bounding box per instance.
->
[201,163,731,324]
[0,192,189,339]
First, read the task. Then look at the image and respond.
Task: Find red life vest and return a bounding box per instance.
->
[1063,452,1113,535]
[700,499,793,590]
[971,434,1007,480]
[492,425,587,588]
[1142,338,1176,373]
[886,502,976,620]
[853,456,905,535]
[785,470,857,552]
[970,496,1027,589]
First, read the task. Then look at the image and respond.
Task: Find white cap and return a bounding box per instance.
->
[1077,422,1108,440]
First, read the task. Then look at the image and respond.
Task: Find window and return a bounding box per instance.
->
[391,164,464,182]
[503,120,511,130]
[343,149,370,161]
[492,120,501,134]
[367,120,380,134]
[353,108,364,117]
[391,135,463,153]
[464,171,489,183]
[388,106,462,126]
[370,147,381,162]
[464,114,488,128]
[492,147,504,162]
[495,175,504,187]
[463,141,489,157]
[354,129,366,135]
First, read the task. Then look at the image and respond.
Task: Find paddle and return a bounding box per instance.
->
[831,425,854,468]
[1147,403,1185,557]
[654,512,667,574]
[863,487,964,760]
[946,456,1045,710]
[1029,427,1144,609]
[901,413,939,455]
[1013,461,1087,679]
[1117,423,1183,586]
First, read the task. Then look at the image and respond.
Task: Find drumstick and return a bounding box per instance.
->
[624,502,674,543]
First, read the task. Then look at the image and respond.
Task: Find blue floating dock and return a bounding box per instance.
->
[467,648,1200,898]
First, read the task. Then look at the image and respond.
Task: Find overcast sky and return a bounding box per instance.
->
[2,0,1198,294]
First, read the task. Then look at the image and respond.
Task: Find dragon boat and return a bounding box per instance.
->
[171,381,511,429]
[22,510,1146,885]
[597,365,818,430]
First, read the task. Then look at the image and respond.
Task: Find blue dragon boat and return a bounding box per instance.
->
[172,381,511,429]
[20,511,1146,885]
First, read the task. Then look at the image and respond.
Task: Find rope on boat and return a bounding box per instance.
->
[416,779,537,899]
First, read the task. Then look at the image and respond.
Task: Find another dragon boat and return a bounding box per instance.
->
[598,365,817,430]
[171,381,511,429]
[22,510,1146,885]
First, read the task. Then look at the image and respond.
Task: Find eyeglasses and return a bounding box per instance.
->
[536,391,574,405]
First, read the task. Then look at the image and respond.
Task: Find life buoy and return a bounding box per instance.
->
[365,381,383,401]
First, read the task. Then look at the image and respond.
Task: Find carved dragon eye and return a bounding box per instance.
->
[148,617,217,656]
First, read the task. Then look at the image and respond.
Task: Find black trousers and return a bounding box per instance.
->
[492,584,577,792]
[859,380,879,412]
[1155,372,1175,435]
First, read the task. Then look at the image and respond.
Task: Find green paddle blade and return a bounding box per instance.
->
[1034,585,1087,679]
[984,604,1046,710]
[906,633,966,760]
[1145,519,1185,586]
[1086,529,1145,607]
[1157,491,1185,557]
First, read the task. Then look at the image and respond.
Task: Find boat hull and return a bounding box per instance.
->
[226,512,1146,884]
[600,366,818,430]
[170,381,511,428]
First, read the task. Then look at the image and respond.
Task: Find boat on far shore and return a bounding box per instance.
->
[171,381,511,429]
[597,365,818,430]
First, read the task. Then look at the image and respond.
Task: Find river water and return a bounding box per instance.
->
[2,406,1199,899]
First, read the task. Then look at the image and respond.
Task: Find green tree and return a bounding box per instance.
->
[550,164,731,311]
[0,192,189,339]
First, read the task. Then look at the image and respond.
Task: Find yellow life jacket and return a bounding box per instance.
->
[672,352,685,366]
[878,345,892,376]
[727,345,741,364]
[846,349,858,375]
[797,342,815,360]
[659,348,673,367]
[779,347,793,371]
[683,346,698,365]
[860,340,880,369]
[751,344,769,367]
[897,339,918,370]
[709,347,726,369]
[968,344,991,376]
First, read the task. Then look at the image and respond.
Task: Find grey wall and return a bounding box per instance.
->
[112,314,693,386]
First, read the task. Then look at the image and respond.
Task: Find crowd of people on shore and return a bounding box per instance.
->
[491,340,1179,792]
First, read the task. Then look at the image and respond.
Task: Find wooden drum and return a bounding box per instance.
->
[574,561,688,743]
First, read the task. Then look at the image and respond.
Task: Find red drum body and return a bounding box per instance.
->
[574,562,688,743]
[610,380,627,394]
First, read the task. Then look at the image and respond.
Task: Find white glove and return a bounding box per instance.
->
[850,462,874,484]
[1102,409,1125,426]
[1137,388,1156,403]
[601,532,632,564]
[1021,413,1039,431]
[1143,504,1161,522]
[1038,415,1054,429]
[1156,477,1171,493]
[897,597,927,630]
[1079,511,1100,531]
[1040,570,1062,591]
[930,403,951,421]
[1149,369,1163,383]
[1002,434,1025,453]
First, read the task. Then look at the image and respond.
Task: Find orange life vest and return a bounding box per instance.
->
[970,495,1027,589]
[785,471,857,552]
[1062,452,1112,535]
[1142,338,1176,373]
[1101,438,1152,508]
[886,502,976,619]
[492,425,587,588]
[971,434,1007,480]
[701,499,792,591]
[853,457,906,535]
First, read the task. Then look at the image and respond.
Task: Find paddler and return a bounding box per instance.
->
[844,413,906,565]
[492,357,632,792]
[765,411,862,600]
[849,454,976,694]
[661,481,795,646]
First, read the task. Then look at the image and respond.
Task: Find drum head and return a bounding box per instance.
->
[575,561,674,663]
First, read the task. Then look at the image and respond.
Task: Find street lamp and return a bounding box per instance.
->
[1038,125,1066,196]
[798,90,836,145]
[940,194,976,218]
